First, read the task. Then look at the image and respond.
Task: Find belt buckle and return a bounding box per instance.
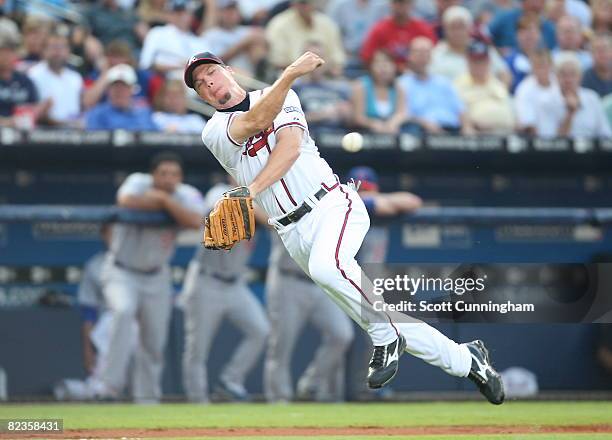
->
[287,210,299,223]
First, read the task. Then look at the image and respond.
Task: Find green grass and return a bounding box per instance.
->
[1,401,611,439]
[1,401,611,429]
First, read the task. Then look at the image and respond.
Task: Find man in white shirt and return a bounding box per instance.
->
[139,0,203,74]
[554,52,612,138]
[28,32,83,126]
[520,51,611,138]
[515,49,559,136]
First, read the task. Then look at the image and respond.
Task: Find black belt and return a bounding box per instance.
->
[280,268,312,283]
[277,185,336,227]
[114,260,161,275]
[200,267,239,284]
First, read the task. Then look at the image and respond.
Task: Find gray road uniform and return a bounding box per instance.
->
[181,183,270,402]
[100,173,205,402]
[264,233,354,402]
[55,251,139,400]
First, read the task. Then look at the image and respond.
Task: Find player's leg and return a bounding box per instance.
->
[98,267,139,397]
[181,271,226,403]
[221,283,270,400]
[264,269,312,402]
[132,269,173,403]
[307,186,474,385]
[298,286,354,401]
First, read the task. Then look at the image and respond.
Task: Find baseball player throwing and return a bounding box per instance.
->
[184,51,504,404]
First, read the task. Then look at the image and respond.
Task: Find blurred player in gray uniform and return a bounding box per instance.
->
[97,152,204,403]
[54,225,138,400]
[264,232,354,402]
[182,182,269,403]
[345,166,423,400]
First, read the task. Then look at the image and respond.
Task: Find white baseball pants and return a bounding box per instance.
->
[273,184,472,378]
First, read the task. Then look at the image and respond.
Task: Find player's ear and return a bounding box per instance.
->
[226,66,234,75]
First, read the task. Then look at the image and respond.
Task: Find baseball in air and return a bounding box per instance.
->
[341,132,364,153]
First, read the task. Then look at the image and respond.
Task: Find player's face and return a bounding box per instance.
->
[152,161,183,193]
[192,63,234,107]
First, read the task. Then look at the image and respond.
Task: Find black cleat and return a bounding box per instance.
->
[367,335,406,389]
[467,340,505,405]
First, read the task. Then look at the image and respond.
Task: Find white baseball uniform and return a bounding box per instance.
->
[264,233,353,402]
[201,88,472,380]
[181,183,269,402]
[100,173,205,402]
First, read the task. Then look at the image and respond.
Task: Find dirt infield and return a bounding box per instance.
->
[5,424,612,438]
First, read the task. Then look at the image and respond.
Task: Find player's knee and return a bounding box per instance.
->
[251,319,270,344]
[308,258,338,288]
[110,306,136,327]
[327,325,354,350]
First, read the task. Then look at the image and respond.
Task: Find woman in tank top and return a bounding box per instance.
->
[351,49,409,134]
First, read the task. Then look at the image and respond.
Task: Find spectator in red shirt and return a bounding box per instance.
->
[361,0,436,71]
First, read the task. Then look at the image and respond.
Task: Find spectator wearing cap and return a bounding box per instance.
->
[430,5,511,86]
[326,0,389,60]
[352,49,409,134]
[16,16,52,73]
[552,15,592,71]
[84,40,159,110]
[266,0,346,77]
[361,0,436,72]
[398,37,465,134]
[455,40,515,134]
[514,48,559,136]
[0,33,43,128]
[139,0,203,74]
[489,0,556,52]
[200,0,267,78]
[28,32,84,127]
[85,0,148,52]
[293,41,352,130]
[85,64,157,131]
[526,52,611,137]
[152,79,206,133]
[582,33,612,98]
[503,15,543,92]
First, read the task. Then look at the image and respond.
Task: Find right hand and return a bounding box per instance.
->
[283,51,325,81]
[564,92,580,114]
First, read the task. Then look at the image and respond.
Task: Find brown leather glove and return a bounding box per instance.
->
[203,186,255,250]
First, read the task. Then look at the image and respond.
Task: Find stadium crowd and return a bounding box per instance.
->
[0,0,610,137]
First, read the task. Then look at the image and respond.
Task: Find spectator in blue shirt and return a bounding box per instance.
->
[582,33,612,98]
[504,15,543,92]
[489,0,556,52]
[85,64,158,131]
[0,32,42,128]
[398,37,465,134]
